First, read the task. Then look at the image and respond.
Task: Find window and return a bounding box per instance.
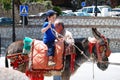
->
[99,6,112,12]
[87,8,93,13]
[82,8,87,12]
[97,8,101,13]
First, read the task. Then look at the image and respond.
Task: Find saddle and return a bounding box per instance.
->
[7,38,75,77]
[29,39,64,71]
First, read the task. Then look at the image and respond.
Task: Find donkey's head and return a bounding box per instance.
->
[92,28,111,71]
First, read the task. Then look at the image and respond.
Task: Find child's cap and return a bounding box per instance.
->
[46,10,57,16]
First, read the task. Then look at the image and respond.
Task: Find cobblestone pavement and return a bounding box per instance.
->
[0,48,29,80]
[1,47,120,80]
[0,67,29,80]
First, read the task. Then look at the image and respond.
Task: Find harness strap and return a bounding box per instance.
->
[7,53,21,58]
[96,42,102,61]
[88,42,95,54]
[7,53,29,69]
[70,53,76,73]
[88,40,103,61]
[25,70,44,80]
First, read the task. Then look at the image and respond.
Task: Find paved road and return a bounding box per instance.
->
[0,53,120,80]
[45,53,120,80]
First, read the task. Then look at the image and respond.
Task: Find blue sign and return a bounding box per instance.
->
[81,2,86,7]
[20,5,28,16]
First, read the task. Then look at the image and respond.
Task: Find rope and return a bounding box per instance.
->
[51,28,120,66]
[92,61,95,80]
[73,44,90,61]
[88,60,120,66]
[99,60,120,66]
[0,34,1,57]
[108,62,120,66]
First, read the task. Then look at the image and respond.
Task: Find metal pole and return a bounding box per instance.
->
[12,0,16,42]
[95,0,97,17]
[0,34,2,57]
[23,16,25,38]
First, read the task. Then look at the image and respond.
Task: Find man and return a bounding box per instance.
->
[53,19,75,80]
[54,19,74,46]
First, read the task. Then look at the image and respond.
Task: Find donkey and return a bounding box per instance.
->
[5,28,111,80]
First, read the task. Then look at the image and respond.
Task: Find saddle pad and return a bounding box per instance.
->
[30,40,64,70]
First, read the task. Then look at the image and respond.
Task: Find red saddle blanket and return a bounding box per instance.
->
[29,40,64,71]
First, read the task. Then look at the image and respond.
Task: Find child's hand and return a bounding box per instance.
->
[48,21,52,28]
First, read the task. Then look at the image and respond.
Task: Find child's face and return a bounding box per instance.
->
[48,14,56,23]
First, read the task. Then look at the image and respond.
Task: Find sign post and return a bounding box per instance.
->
[0,34,2,57]
[81,1,86,7]
[95,0,98,17]
[20,5,28,38]
[12,0,15,42]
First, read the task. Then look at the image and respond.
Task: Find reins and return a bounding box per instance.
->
[98,60,120,66]
[51,28,91,61]
[51,28,120,66]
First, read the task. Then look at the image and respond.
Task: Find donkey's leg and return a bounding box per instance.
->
[62,63,71,80]
[61,55,71,80]
[61,71,71,80]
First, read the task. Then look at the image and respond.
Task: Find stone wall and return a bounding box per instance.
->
[0,16,120,52]
[0,3,47,23]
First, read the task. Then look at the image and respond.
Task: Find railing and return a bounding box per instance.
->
[0,34,1,57]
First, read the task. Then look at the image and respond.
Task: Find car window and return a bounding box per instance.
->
[82,8,87,12]
[87,8,93,13]
[99,6,112,12]
[112,9,120,12]
[108,8,111,11]
[6,18,12,21]
[2,18,6,21]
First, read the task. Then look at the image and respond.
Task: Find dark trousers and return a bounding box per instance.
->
[45,41,55,56]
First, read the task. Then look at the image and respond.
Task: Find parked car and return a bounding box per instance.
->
[61,10,75,16]
[0,17,13,25]
[74,12,91,16]
[111,8,120,17]
[36,12,46,17]
[77,5,112,17]
[112,8,120,12]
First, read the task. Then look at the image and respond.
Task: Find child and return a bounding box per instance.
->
[41,10,57,66]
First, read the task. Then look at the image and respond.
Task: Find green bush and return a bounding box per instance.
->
[43,1,53,9]
[2,2,11,11]
[52,6,62,16]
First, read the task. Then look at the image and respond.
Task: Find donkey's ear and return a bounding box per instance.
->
[92,28,101,40]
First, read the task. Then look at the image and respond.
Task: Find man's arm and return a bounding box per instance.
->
[64,30,74,45]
